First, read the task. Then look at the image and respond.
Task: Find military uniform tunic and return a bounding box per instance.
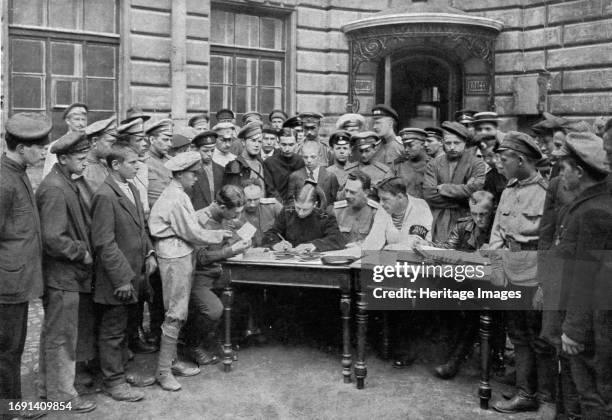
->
[392,154,428,198]
[371,134,403,166]
[326,163,349,190]
[332,199,378,244]
[345,160,392,187]
[145,149,171,208]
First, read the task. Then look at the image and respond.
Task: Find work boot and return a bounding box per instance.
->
[156,334,181,391]
[103,383,144,402]
[433,358,461,380]
[129,336,158,354]
[184,346,219,366]
[171,359,200,377]
[68,395,97,413]
[492,392,539,413]
[433,327,475,380]
[126,373,156,387]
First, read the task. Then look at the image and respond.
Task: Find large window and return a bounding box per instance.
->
[210,7,286,120]
[9,0,119,139]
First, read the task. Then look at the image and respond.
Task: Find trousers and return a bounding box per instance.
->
[184,274,223,347]
[158,253,195,339]
[97,304,132,388]
[0,302,28,414]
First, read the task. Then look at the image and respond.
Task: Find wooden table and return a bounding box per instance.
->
[219,253,355,384]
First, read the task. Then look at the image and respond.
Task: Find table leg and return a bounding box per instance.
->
[354,289,368,389]
[222,285,234,373]
[340,291,351,384]
[479,309,492,409]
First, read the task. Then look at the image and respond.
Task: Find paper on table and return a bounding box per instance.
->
[236,222,257,241]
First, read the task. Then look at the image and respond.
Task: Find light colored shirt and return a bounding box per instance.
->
[117,179,136,206]
[213,148,236,167]
[130,159,150,217]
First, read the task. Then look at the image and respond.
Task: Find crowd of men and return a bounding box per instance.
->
[1,102,611,419]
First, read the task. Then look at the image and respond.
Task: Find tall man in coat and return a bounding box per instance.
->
[35,132,97,412]
[92,143,157,402]
[223,122,267,190]
[423,121,486,243]
[263,128,305,203]
[0,113,51,413]
[188,130,225,210]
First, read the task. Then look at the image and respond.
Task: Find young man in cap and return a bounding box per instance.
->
[332,171,378,247]
[212,121,239,167]
[269,109,288,130]
[188,130,225,210]
[239,179,283,247]
[1,113,51,412]
[551,132,612,420]
[455,108,477,129]
[188,113,210,132]
[263,128,306,203]
[487,132,557,415]
[149,152,231,391]
[261,126,279,160]
[283,116,306,145]
[371,104,404,166]
[424,127,445,161]
[336,113,366,134]
[91,143,157,402]
[287,140,339,208]
[215,109,243,155]
[472,111,504,146]
[43,103,88,177]
[35,131,97,412]
[117,118,150,217]
[423,121,486,243]
[215,108,236,125]
[392,128,429,198]
[327,130,352,189]
[223,122,267,190]
[345,131,392,187]
[298,111,332,167]
[82,116,118,196]
[145,119,173,208]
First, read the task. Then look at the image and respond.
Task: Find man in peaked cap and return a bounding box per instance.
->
[188,113,210,132]
[82,116,118,197]
[283,115,305,145]
[473,111,504,146]
[371,104,404,166]
[345,131,392,187]
[212,121,238,167]
[35,131,97,412]
[261,126,279,161]
[327,130,352,189]
[1,113,52,409]
[392,128,429,198]
[424,126,445,161]
[170,126,197,157]
[488,131,557,415]
[263,127,306,203]
[336,113,366,134]
[455,108,477,127]
[215,108,235,125]
[43,102,89,177]
[269,109,288,130]
[223,122,267,190]
[423,121,486,243]
[242,111,263,126]
[121,106,151,125]
[298,111,332,167]
[145,119,173,208]
[188,130,225,210]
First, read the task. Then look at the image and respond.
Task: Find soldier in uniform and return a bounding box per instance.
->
[188,130,225,211]
[424,126,445,161]
[269,109,288,130]
[283,115,305,145]
[332,171,378,246]
[263,128,306,203]
[298,112,332,167]
[392,127,429,198]
[117,118,150,217]
[240,180,283,247]
[261,126,279,160]
[423,121,486,243]
[214,108,242,156]
[487,132,557,416]
[188,113,210,132]
[145,119,173,208]
[327,130,352,189]
[43,102,88,178]
[335,113,365,134]
[212,121,238,168]
[82,116,118,196]
[223,122,266,190]
[370,104,404,166]
[345,131,392,187]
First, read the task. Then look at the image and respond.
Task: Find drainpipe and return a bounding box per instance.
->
[171,0,187,127]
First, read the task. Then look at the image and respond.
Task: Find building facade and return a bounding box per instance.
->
[2,0,611,141]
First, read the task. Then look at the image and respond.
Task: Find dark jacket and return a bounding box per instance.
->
[92,175,152,305]
[483,166,507,205]
[263,153,305,203]
[262,207,346,252]
[35,164,92,293]
[436,216,491,252]
[0,155,43,303]
[286,166,339,208]
[188,162,225,210]
[222,155,267,190]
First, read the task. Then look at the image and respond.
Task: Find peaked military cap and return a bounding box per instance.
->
[216,108,235,121]
[242,111,263,126]
[398,127,427,144]
[472,111,499,125]
[282,116,302,129]
[336,113,365,130]
[121,106,150,124]
[262,125,279,136]
[424,126,444,140]
[86,116,117,138]
[454,109,477,123]
[6,112,53,143]
[371,104,399,123]
[145,118,173,136]
[50,131,90,155]
[192,130,218,148]
[496,131,543,160]
[172,126,197,149]
[329,130,351,147]
[269,109,288,122]
[238,122,263,140]
[117,118,144,135]
[62,103,88,120]
[188,113,210,127]
[298,112,324,125]
[351,131,380,150]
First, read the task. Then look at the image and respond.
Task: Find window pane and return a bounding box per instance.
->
[260,17,283,50]
[260,88,282,112]
[51,111,68,140]
[260,60,281,87]
[84,0,116,33]
[210,85,232,112]
[236,58,257,86]
[210,10,234,45]
[235,86,256,113]
[86,79,114,110]
[51,42,82,76]
[12,39,45,73]
[210,55,232,85]
[53,79,80,106]
[49,0,79,29]
[235,14,259,48]
[86,45,115,77]
[10,0,44,26]
[12,75,44,109]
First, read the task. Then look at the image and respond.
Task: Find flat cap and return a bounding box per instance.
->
[454,109,477,123]
[496,131,542,160]
[216,108,235,121]
[238,122,263,140]
[146,118,173,136]
[212,121,235,131]
[50,131,90,155]
[262,125,279,136]
[563,120,593,134]
[372,104,399,122]
[329,130,351,147]
[298,112,324,124]
[192,130,218,148]
[6,112,53,143]
[472,111,498,125]
[85,116,117,138]
[121,106,150,124]
[424,126,444,140]
[563,132,610,174]
[336,113,366,130]
[531,112,568,132]
[117,118,144,135]
[351,131,380,150]
[269,109,288,121]
[282,116,302,129]
[172,126,197,149]
[165,151,202,172]
[188,113,210,127]
[242,111,263,126]
[441,121,470,141]
[62,103,88,120]
[398,127,427,144]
